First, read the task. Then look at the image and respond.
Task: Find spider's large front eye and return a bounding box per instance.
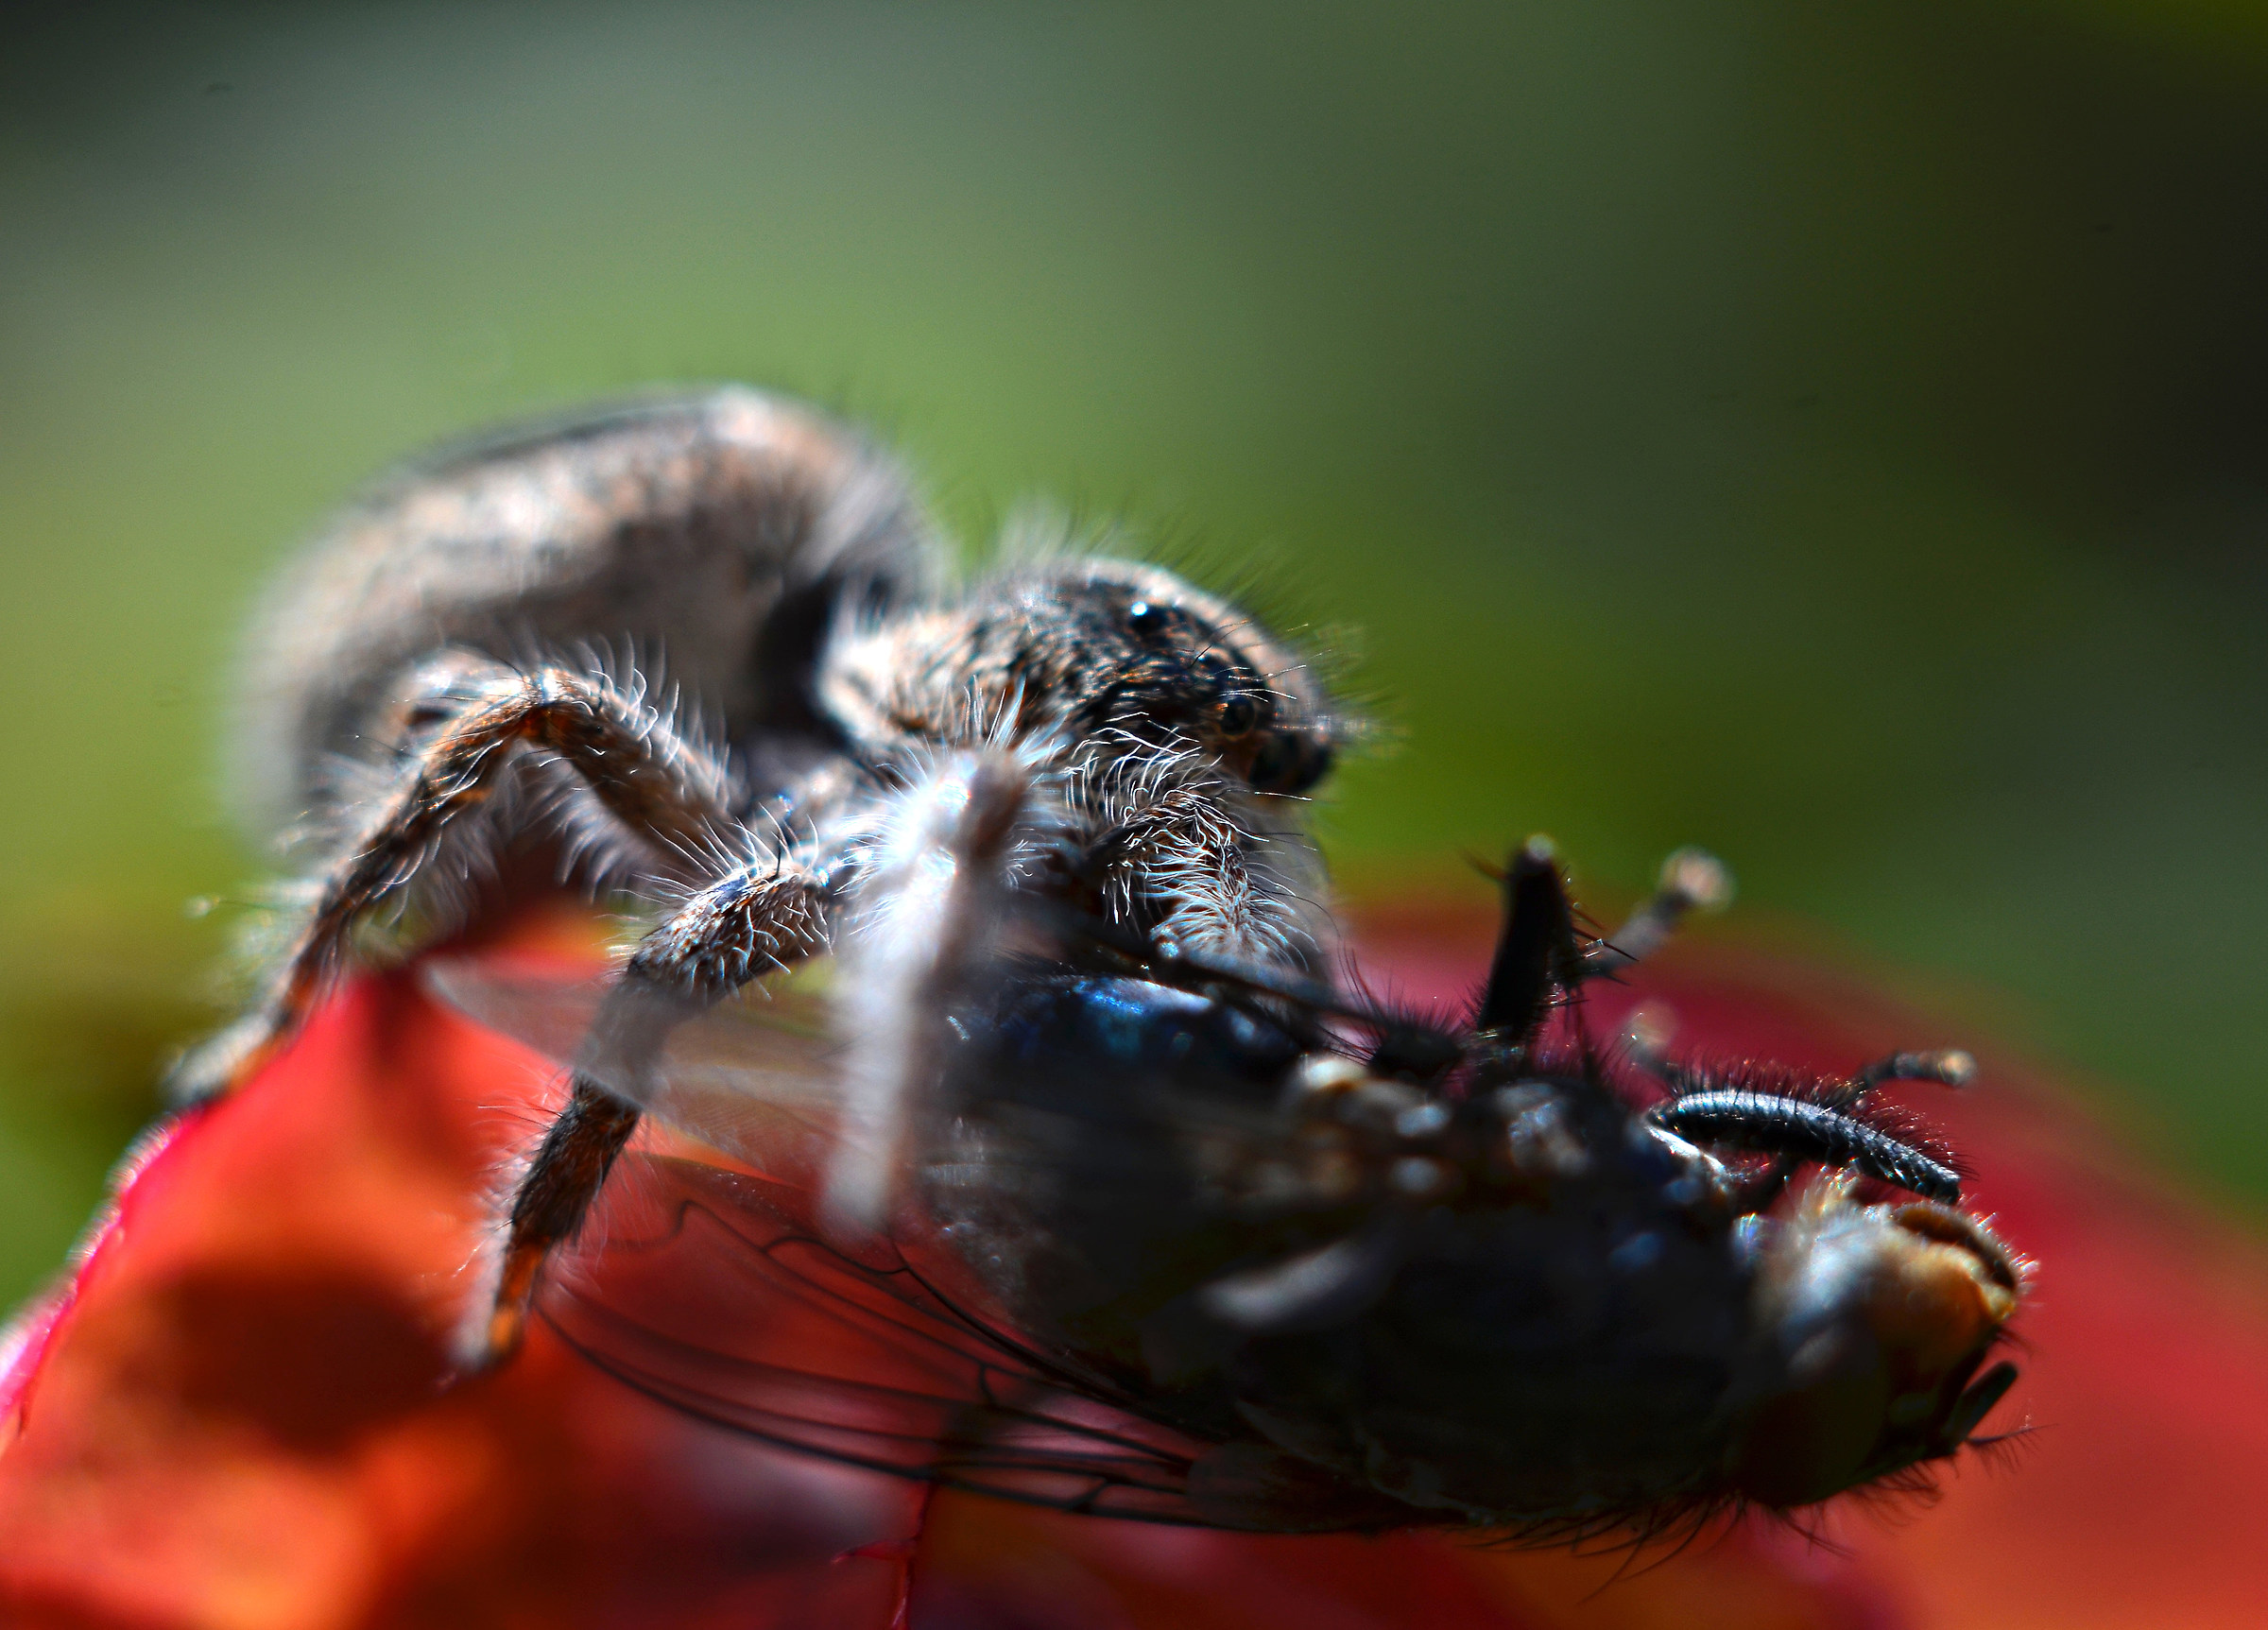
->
[1247,729,1332,795]
[1217,693,1260,738]
[1125,599,1177,643]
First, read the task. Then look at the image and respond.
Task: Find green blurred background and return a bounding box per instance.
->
[5,0,2266,1302]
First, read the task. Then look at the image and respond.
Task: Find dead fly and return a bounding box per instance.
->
[435,809,2025,1540]
[168,387,1348,1364]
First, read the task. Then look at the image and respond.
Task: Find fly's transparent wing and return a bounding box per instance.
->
[547,1151,1245,1522]
[422,955,1300,1191]
[422,957,855,1181]
[425,955,1406,1530]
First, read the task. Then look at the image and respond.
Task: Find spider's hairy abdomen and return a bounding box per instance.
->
[233,386,940,838]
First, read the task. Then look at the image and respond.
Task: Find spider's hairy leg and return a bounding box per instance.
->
[821,748,1033,1235]
[169,655,739,1105]
[476,853,830,1364]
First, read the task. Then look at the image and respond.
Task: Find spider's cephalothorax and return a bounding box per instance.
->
[821,560,1336,797]
[171,386,1349,1361]
[806,557,1340,959]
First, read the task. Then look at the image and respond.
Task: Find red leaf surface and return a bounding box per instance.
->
[1,903,2262,1629]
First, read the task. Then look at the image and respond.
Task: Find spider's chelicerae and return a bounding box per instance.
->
[173,386,1346,1363]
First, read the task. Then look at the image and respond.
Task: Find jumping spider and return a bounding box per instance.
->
[174,386,1345,1363]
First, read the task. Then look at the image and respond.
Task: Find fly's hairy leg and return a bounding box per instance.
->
[1651,1091,1964,1203]
[170,658,739,1104]
[1843,1048,1977,1103]
[1435,839,1727,1078]
[1581,846,1734,980]
[478,858,829,1363]
[1475,838,1584,1040]
[1641,1041,1976,1210]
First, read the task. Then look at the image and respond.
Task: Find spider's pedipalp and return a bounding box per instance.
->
[823,747,1037,1234]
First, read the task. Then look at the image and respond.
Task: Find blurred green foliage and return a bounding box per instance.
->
[4,0,2267,1302]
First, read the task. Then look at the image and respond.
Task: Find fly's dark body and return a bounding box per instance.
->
[437,828,2024,1537]
[892,859,2018,1529]
[929,974,1779,1527]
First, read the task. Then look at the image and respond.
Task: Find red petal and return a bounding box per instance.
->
[1339,905,2268,1629]
[5,902,2266,1627]
[0,917,925,1630]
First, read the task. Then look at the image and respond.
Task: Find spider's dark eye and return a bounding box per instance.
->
[1125,600,1174,642]
[1247,731,1332,795]
[1217,694,1260,738]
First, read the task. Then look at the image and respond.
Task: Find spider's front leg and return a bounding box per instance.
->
[477,850,831,1363]
[170,654,740,1104]
[476,749,1033,1361]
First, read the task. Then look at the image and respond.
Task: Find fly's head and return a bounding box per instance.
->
[1729,1176,2025,1507]
[819,558,1339,796]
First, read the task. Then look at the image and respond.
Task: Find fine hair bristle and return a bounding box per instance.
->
[1666,1054,1966,1174]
